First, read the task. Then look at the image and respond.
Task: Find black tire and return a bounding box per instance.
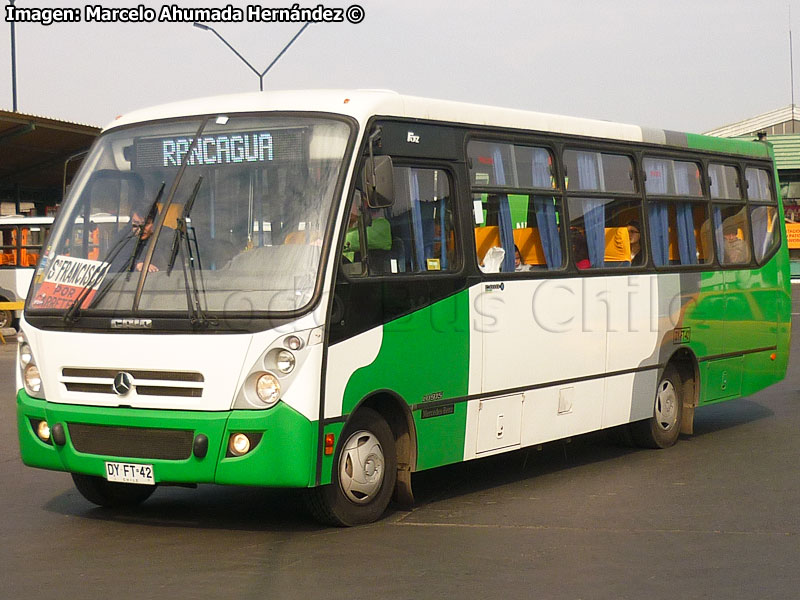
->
[306,407,396,526]
[71,473,156,508]
[630,364,684,449]
[0,307,12,330]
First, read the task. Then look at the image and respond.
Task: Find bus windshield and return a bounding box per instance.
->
[27,114,352,322]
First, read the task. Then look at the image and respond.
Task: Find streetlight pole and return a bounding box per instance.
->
[9,0,17,111]
[192,22,310,91]
[259,22,310,85]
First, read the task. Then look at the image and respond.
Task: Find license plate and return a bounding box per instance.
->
[105,461,155,485]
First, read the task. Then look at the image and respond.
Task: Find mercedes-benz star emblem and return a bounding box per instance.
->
[112,372,133,396]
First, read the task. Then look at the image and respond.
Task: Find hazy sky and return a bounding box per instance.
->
[1,0,798,133]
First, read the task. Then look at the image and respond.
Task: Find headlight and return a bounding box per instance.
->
[275,350,295,374]
[24,364,42,395]
[255,372,281,407]
[19,342,33,367]
[284,335,303,351]
[232,329,316,410]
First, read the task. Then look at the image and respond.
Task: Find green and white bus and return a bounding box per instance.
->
[16,90,790,525]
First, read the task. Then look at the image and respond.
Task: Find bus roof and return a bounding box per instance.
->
[107,89,770,159]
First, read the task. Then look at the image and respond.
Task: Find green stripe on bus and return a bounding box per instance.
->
[685,133,770,158]
[17,389,317,487]
[341,289,470,471]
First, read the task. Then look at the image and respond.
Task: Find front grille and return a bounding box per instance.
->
[63,383,110,394]
[61,367,204,398]
[68,423,194,460]
[63,383,202,397]
[135,386,202,398]
[62,368,204,382]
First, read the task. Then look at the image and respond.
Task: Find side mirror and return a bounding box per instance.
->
[362,156,394,208]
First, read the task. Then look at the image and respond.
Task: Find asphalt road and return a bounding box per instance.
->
[2,292,800,600]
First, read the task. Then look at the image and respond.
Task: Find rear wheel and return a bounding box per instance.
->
[71,473,156,508]
[306,408,396,526]
[630,364,683,449]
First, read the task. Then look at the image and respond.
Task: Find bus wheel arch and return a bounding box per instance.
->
[666,348,699,436]
[631,349,697,448]
[307,392,416,525]
[357,391,417,508]
[307,405,398,526]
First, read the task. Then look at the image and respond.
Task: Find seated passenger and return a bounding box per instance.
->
[626,220,642,265]
[342,197,391,262]
[723,223,749,264]
[572,231,591,270]
[514,245,531,272]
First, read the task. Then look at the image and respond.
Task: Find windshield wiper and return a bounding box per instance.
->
[63,183,165,324]
[166,176,214,327]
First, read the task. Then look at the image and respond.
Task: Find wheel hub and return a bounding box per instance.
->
[338,430,385,505]
[655,379,678,431]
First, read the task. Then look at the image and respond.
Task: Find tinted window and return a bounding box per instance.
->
[563,150,635,193]
[709,164,741,200]
[644,158,703,197]
[468,141,557,190]
[473,193,565,272]
[714,205,751,265]
[344,167,457,276]
[745,167,775,202]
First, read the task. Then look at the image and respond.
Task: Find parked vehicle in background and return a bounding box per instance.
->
[0,215,53,328]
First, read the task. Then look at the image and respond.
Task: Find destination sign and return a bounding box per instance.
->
[134,128,305,169]
[30,255,109,310]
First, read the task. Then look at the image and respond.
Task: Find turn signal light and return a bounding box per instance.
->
[324,433,335,456]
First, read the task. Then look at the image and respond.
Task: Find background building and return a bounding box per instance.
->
[0,110,99,216]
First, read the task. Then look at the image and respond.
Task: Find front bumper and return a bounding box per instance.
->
[17,389,316,488]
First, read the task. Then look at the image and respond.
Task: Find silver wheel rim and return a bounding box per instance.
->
[338,429,385,505]
[0,310,10,329]
[655,379,679,432]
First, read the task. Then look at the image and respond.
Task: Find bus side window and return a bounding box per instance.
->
[391,167,455,274]
[473,194,504,272]
[750,205,779,263]
[715,206,752,265]
[341,189,375,274]
[345,167,457,276]
[20,227,30,267]
[1,226,17,266]
[645,157,709,266]
[746,167,780,264]
[468,141,564,273]
[564,150,641,269]
[710,163,751,266]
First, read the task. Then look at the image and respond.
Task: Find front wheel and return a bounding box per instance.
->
[305,408,397,526]
[71,473,156,508]
[630,364,684,449]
